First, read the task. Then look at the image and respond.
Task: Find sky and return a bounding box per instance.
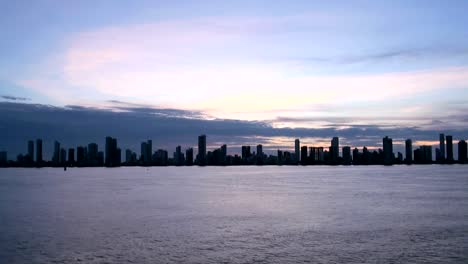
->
[1,0,468,157]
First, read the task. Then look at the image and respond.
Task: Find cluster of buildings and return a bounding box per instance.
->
[0,134,467,167]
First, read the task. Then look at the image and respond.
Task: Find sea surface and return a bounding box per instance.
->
[0,166,467,263]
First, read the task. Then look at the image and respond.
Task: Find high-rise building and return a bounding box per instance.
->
[256,144,263,157]
[88,143,98,165]
[0,151,7,164]
[458,140,467,163]
[405,139,412,163]
[147,140,152,163]
[77,146,85,165]
[330,137,339,163]
[36,139,43,163]
[60,148,67,164]
[53,141,60,164]
[383,136,393,165]
[295,139,300,162]
[185,148,194,166]
[198,135,206,165]
[140,142,147,162]
[422,146,433,163]
[300,146,308,164]
[125,149,133,163]
[175,146,183,165]
[28,140,34,162]
[241,146,251,160]
[352,148,360,164]
[439,133,446,161]
[446,135,453,162]
[105,137,119,167]
[68,148,75,164]
[221,144,227,163]
[342,146,351,165]
[277,150,283,164]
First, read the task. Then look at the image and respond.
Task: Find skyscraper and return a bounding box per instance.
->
[88,143,98,165]
[147,140,152,164]
[198,134,206,165]
[77,146,85,165]
[185,148,194,166]
[0,151,7,164]
[256,144,263,157]
[295,139,300,162]
[53,141,60,164]
[446,135,453,162]
[458,140,467,163]
[342,146,351,165]
[300,146,308,164]
[60,148,67,164]
[330,137,339,163]
[221,144,227,163]
[28,140,34,162]
[241,146,251,161]
[140,141,147,162]
[175,145,183,165]
[36,139,43,163]
[105,136,119,167]
[68,148,75,165]
[439,133,445,161]
[405,139,412,163]
[383,136,393,165]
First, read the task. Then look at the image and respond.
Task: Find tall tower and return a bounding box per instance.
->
[331,137,339,162]
[295,139,300,162]
[439,133,446,161]
[383,136,393,165]
[405,139,412,163]
[36,139,43,163]
[458,140,467,163]
[198,135,206,165]
[28,140,34,162]
[446,135,453,162]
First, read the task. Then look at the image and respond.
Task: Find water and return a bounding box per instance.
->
[0,166,467,263]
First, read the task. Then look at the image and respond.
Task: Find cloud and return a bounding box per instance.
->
[1,95,30,101]
[13,14,468,126]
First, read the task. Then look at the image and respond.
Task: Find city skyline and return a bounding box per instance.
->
[1,133,467,167]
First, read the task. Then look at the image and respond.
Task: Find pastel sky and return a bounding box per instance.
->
[1,0,468,131]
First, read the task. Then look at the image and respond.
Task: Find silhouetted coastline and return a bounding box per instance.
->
[1,134,467,168]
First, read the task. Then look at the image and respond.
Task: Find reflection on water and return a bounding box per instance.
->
[0,166,467,263]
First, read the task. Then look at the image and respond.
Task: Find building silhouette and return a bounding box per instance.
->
[446,135,453,162]
[342,146,351,165]
[52,141,60,165]
[458,140,467,163]
[0,151,7,165]
[3,132,468,167]
[330,137,339,163]
[439,133,446,161]
[405,139,412,163]
[27,140,34,163]
[295,139,300,163]
[383,136,393,165]
[185,148,194,166]
[36,139,43,164]
[198,135,206,165]
[68,148,75,165]
[300,146,308,165]
[105,137,119,167]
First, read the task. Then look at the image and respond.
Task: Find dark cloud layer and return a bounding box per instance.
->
[0,102,467,159]
[1,95,30,101]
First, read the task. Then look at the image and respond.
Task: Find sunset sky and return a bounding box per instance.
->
[1,0,468,156]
